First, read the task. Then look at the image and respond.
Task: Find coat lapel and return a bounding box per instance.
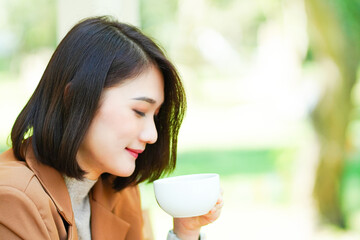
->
[90,177,131,240]
[25,148,74,224]
[90,198,130,240]
[24,145,78,239]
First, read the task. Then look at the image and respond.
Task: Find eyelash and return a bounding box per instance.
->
[134,110,145,117]
[133,109,160,121]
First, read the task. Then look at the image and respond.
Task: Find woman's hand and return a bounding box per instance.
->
[173,194,224,240]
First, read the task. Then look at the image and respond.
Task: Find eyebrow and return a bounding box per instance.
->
[132,97,157,104]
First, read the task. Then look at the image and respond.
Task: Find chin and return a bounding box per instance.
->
[112,166,136,177]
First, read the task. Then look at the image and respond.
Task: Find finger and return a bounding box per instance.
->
[209,201,223,214]
[216,201,224,210]
[214,200,224,212]
[216,188,224,204]
[216,195,224,205]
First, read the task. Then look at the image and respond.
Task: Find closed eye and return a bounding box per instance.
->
[133,109,145,117]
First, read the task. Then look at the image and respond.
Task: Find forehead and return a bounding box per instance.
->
[102,66,165,104]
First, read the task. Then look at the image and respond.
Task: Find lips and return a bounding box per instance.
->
[125,148,143,159]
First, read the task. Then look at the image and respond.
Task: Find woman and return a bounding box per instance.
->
[0,16,222,239]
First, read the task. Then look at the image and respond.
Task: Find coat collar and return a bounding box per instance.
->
[24,145,74,224]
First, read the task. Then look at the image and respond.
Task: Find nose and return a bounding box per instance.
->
[139,118,158,144]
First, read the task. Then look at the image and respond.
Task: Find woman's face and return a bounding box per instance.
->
[77,65,164,180]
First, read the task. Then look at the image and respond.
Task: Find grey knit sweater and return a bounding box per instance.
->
[64,175,97,240]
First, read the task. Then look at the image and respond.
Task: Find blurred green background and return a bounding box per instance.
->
[1,0,360,239]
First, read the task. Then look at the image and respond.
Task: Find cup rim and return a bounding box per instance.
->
[153,173,219,184]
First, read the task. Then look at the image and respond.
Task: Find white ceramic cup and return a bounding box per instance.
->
[153,173,220,218]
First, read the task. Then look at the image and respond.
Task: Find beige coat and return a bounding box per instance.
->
[0,147,144,240]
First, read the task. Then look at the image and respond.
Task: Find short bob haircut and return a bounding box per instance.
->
[11,16,186,191]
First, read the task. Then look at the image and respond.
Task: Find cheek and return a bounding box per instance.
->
[98,110,140,140]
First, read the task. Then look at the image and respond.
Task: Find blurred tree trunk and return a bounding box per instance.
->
[304,0,360,228]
